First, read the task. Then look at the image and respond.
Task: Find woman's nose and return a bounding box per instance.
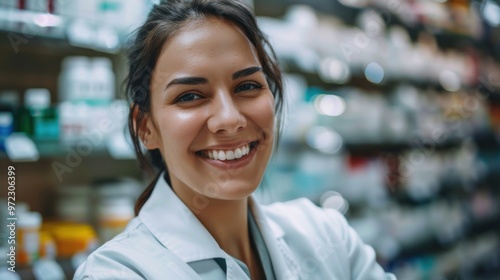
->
[207,91,247,134]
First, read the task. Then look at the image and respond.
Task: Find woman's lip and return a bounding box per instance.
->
[197,141,258,169]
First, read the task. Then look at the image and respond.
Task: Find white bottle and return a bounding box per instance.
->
[17,211,42,266]
[97,198,134,243]
[1,0,19,9]
[58,56,91,103]
[25,88,50,110]
[90,57,115,105]
[26,0,47,12]
[58,101,89,144]
[55,0,98,21]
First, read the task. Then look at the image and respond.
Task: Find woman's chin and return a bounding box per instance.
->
[204,181,260,201]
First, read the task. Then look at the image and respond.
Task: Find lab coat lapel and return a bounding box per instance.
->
[138,174,226,263]
[249,196,300,280]
[139,175,298,280]
[139,174,254,280]
[225,258,251,280]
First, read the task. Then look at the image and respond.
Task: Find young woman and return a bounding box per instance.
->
[75,0,395,279]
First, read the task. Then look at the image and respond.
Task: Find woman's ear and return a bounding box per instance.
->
[132,105,160,150]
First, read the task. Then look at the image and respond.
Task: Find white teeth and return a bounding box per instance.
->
[202,144,252,161]
[218,151,226,160]
[235,148,242,159]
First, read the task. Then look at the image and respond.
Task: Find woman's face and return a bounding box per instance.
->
[145,18,275,204]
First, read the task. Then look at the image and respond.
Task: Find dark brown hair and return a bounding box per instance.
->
[126,0,284,215]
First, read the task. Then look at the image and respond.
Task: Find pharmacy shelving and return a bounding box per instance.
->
[0,8,122,53]
[254,0,500,278]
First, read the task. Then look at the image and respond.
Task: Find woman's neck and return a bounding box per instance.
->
[170,180,252,261]
[195,198,251,258]
[171,181,265,278]
[195,198,264,279]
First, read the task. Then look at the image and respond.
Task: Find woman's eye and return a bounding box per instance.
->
[175,93,202,103]
[235,82,263,93]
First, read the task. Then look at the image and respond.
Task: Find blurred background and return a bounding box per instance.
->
[0,0,499,279]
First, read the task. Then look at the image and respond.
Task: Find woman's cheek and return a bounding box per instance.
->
[172,109,200,122]
[161,110,201,145]
[256,95,275,127]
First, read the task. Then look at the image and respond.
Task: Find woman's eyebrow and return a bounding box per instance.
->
[164,66,262,91]
[233,66,262,80]
[165,77,208,90]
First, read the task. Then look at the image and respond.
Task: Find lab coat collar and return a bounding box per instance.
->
[249,196,293,279]
[138,174,226,263]
[138,173,293,279]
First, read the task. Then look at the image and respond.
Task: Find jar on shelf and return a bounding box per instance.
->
[21,88,59,141]
[39,230,56,260]
[93,178,141,242]
[97,197,134,243]
[90,57,115,105]
[58,56,91,103]
[47,223,97,259]
[0,112,14,151]
[17,211,42,266]
[55,185,91,223]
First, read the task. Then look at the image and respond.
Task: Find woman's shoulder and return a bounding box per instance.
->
[73,217,198,280]
[73,218,150,279]
[262,197,349,239]
[262,198,397,280]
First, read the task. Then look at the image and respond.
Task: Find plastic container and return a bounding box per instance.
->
[58,101,89,145]
[97,198,134,243]
[58,56,91,103]
[17,211,42,266]
[55,185,91,223]
[0,112,13,150]
[0,90,19,131]
[46,223,97,258]
[90,57,115,105]
[39,230,56,260]
[22,88,59,140]
[26,0,51,13]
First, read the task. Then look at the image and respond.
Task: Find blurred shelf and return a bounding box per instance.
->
[0,8,123,54]
[285,66,395,92]
[345,1,484,50]
[256,0,485,50]
[344,138,465,156]
[464,247,500,279]
[281,137,466,156]
[284,63,487,94]
[0,138,137,162]
[489,92,500,104]
[387,188,500,263]
[391,185,467,208]
[390,229,500,279]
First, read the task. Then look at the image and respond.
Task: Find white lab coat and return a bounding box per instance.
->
[74,175,396,280]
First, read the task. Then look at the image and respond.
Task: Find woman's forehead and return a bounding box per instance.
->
[152,17,260,79]
[157,17,259,69]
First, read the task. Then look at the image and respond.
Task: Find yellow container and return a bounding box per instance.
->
[42,222,97,258]
[39,230,56,259]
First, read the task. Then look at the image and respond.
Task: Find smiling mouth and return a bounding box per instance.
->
[196,141,259,161]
